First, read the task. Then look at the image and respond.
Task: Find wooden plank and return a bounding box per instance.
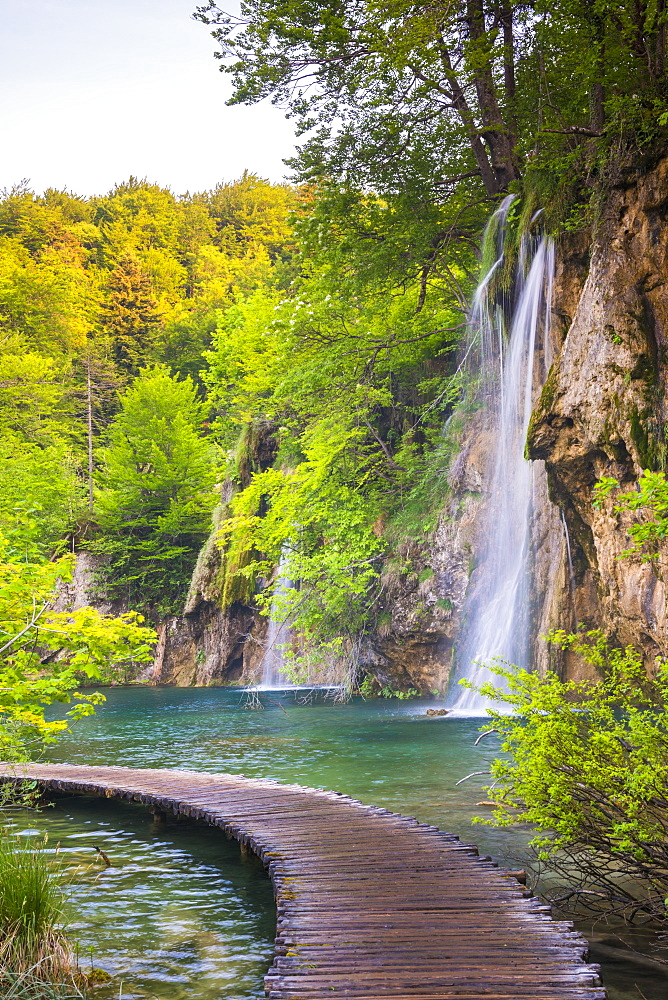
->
[0,763,606,999]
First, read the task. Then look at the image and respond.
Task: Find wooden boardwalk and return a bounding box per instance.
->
[0,763,605,999]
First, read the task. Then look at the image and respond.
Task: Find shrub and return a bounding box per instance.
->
[468,630,668,925]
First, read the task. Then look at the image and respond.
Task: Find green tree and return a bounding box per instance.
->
[203,240,465,671]
[205,171,298,261]
[92,178,184,261]
[101,256,162,377]
[0,346,75,447]
[196,0,668,243]
[594,469,668,559]
[0,444,86,557]
[94,366,218,612]
[0,513,155,762]
[196,0,520,197]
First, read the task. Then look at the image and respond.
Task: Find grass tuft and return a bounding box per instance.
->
[0,968,85,1000]
[0,831,82,991]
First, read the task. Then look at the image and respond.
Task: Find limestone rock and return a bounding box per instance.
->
[528,155,668,671]
[141,601,268,687]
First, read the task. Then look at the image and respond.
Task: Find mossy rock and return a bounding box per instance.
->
[629,405,666,472]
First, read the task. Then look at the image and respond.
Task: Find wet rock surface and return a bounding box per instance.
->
[528,155,668,671]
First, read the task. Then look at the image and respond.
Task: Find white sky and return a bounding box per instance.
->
[0,0,298,197]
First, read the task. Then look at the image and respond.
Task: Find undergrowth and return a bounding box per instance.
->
[388,403,472,543]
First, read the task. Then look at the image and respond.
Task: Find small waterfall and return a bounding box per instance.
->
[448,205,554,714]
[259,550,293,689]
[561,510,578,627]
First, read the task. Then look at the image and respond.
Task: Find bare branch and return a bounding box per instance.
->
[455,770,491,786]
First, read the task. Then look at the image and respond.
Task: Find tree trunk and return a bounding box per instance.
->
[501,2,516,119]
[87,358,94,511]
[437,41,502,196]
[466,0,519,190]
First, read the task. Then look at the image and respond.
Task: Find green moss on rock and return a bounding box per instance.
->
[526,364,558,458]
[629,406,666,472]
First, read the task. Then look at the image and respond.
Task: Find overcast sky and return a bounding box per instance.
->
[0,0,297,196]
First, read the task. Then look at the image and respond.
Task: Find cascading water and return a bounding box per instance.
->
[259,549,294,689]
[448,201,555,714]
[561,510,578,627]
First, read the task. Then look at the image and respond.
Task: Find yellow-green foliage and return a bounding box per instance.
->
[202,183,473,646]
[219,423,387,641]
[468,630,668,923]
[0,513,155,760]
[594,468,668,558]
[0,174,298,612]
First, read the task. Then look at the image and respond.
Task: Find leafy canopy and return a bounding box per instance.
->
[204,203,467,663]
[94,366,219,613]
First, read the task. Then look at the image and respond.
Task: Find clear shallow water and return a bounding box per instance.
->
[6,799,275,1000]
[10,686,666,1000]
[45,687,510,851]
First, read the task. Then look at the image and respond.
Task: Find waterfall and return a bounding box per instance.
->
[259,549,293,689]
[448,204,554,714]
[561,510,578,627]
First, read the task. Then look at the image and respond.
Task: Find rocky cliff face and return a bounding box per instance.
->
[54,506,272,687]
[359,414,566,694]
[142,499,270,687]
[528,155,668,672]
[357,412,490,695]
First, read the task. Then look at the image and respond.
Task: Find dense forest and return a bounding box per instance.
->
[0,172,297,593]
[0,165,469,673]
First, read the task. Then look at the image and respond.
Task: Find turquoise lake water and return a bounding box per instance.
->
[5,686,666,1000]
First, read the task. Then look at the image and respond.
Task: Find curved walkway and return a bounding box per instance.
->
[0,763,605,999]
